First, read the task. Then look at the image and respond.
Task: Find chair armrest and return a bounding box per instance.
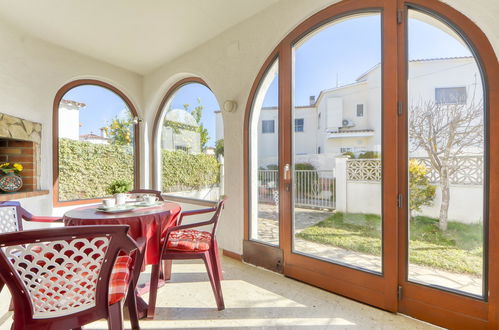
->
[134,236,146,254]
[177,206,216,225]
[27,216,63,223]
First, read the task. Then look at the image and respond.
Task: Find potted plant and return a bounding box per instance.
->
[106,180,132,205]
[0,162,24,192]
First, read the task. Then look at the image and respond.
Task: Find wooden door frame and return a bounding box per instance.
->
[396,0,499,328]
[280,0,399,312]
[244,0,400,312]
[243,0,499,327]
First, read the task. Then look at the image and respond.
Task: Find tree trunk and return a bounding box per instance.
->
[439,166,450,231]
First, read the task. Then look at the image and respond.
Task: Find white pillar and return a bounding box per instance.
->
[335,156,348,213]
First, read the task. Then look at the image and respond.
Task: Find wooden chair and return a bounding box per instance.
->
[147,200,226,317]
[0,225,145,330]
[128,189,164,201]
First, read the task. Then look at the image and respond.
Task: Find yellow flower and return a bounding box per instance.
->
[0,163,9,168]
[13,163,23,172]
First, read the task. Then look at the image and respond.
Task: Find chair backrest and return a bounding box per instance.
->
[129,189,164,201]
[210,199,225,238]
[0,201,28,233]
[0,225,137,326]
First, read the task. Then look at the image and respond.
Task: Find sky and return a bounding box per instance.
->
[263,13,471,107]
[62,11,471,147]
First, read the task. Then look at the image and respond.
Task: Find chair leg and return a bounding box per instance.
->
[108,302,124,330]
[213,240,224,280]
[160,259,172,281]
[202,252,225,311]
[126,280,140,330]
[147,263,161,319]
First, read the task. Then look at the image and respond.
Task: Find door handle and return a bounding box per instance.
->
[283,163,290,181]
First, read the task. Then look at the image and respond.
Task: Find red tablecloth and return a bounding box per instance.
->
[64,202,181,265]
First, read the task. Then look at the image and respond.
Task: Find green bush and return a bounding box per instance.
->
[161,150,220,192]
[58,138,134,201]
[358,151,381,159]
[58,139,221,200]
[409,159,436,215]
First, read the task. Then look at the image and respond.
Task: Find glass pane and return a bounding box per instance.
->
[158,83,222,201]
[250,60,279,245]
[407,9,485,296]
[291,13,382,273]
[58,85,135,201]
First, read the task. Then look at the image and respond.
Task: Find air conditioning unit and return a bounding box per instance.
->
[342,119,355,128]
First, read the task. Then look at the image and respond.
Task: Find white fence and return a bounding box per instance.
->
[258,169,335,209]
[336,157,484,224]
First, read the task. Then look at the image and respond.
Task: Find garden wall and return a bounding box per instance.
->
[335,157,484,224]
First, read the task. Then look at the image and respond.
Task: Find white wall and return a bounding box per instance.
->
[1,0,496,255]
[142,0,499,254]
[0,19,142,216]
[143,0,347,254]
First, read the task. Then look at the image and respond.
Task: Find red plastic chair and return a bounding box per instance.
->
[0,225,145,330]
[0,202,63,299]
[0,201,62,233]
[128,189,164,201]
[147,200,226,317]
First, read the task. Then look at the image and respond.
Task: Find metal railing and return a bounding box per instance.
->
[258,169,335,209]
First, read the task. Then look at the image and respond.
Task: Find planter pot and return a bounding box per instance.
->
[0,172,23,193]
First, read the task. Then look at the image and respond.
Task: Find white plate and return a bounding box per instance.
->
[96,205,135,213]
[134,201,162,208]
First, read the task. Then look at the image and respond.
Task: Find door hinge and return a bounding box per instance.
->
[398,285,403,300]
[397,9,403,24]
[397,193,403,208]
[397,101,403,116]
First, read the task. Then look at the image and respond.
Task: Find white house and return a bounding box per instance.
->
[58,99,85,140]
[79,133,109,144]
[219,56,481,169]
[161,108,201,153]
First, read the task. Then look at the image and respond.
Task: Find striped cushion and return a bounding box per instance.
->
[108,255,132,305]
[167,229,212,251]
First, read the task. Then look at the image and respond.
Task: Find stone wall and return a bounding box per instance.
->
[0,113,42,143]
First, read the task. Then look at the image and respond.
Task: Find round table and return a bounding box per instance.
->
[64,201,181,319]
[64,202,181,265]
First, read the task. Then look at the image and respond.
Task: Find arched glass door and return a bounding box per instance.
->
[245,0,497,327]
[397,6,488,327]
[279,7,399,311]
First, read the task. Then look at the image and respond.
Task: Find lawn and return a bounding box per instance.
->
[296,212,483,275]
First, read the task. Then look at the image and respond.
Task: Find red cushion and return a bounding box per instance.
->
[108,255,132,305]
[167,229,212,251]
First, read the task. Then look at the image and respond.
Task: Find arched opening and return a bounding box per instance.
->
[53,80,139,206]
[244,0,499,327]
[153,78,223,201]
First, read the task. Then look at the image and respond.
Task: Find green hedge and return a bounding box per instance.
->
[58,138,134,201]
[161,150,220,192]
[58,139,220,200]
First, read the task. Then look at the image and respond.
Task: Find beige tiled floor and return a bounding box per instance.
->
[0,257,439,329]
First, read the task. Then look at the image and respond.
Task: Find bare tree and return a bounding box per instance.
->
[409,97,483,231]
